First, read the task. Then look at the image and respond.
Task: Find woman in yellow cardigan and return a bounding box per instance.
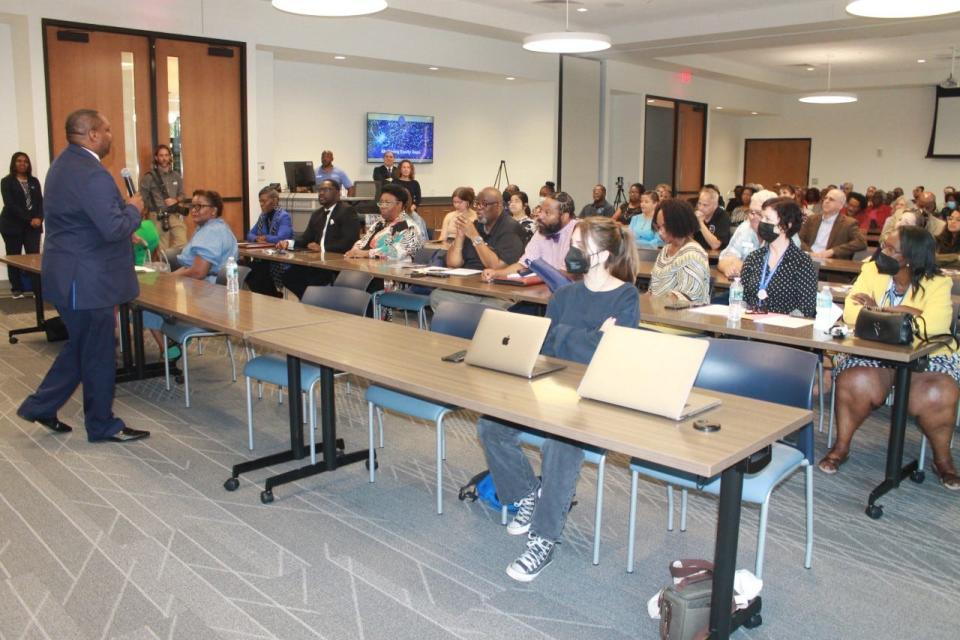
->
[820,227,959,490]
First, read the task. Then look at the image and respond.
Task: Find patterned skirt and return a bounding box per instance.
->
[833,351,960,385]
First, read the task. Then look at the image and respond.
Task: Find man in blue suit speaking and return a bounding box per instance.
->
[18,109,150,443]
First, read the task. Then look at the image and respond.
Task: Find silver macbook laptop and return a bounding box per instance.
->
[577,326,721,420]
[465,309,566,379]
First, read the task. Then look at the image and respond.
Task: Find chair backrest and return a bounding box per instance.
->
[636,247,659,262]
[302,285,371,316]
[694,337,818,463]
[215,264,251,288]
[334,269,374,291]
[430,301,489,340]
[951,277,960,297]
[851,248,872,262]
[161,246,182,268]
[412,246,442,265]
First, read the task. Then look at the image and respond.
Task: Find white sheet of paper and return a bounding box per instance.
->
[446,268,482,276]
[749,314,815,328]
[686,304,732,317]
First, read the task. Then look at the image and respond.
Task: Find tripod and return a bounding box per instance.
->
[493,160,510,191]
[612,177,626,212]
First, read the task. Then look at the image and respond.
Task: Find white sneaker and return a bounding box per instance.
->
[506,533,556,582]
[506,487,539,536]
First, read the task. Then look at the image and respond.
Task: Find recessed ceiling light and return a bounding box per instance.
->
[506,76,516,81]
[806,66,816,71]
[577,6,588,11]
[333,55,346,60]
[751,111,759,115]
[918,58,927,63]
[716,106,724,110]
[428,66,439,70]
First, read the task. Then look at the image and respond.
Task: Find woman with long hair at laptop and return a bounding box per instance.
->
[477,216,640,582]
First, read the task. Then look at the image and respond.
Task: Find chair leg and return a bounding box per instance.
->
[226,338,237,382]
[163,341,171,391]
[301,391,308,425]
[435,417,444,515]
[440,422,446,460]
[666,485,675,532]
[182,339,191,408]
[245,377,254,451]
[804,464,814,571]
[756,499,770,580]
[257,381,263,400]
[828,385,837,448]
[919,434,927,473]
[377,407,385,449]
[680,489,688,532]
[308,386,317,466]
[817,359,825,433]
[501,503,508,526]
[627,469,639,573]
[592,457,605,566]
[367,402,376,483]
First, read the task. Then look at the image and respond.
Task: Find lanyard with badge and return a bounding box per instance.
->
[881,279,909,309]
[756,247,786,306]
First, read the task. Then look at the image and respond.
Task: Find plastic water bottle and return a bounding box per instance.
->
[728,277,744,322]
[225,256,239,295]
[815,285,833,328]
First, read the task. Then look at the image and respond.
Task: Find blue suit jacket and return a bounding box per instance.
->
[41,144,141,309]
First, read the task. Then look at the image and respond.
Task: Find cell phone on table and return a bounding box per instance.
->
[441,350,467,363]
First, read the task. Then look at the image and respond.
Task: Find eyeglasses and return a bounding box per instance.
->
[476,200,499,208]
[376,200,398,208]
[190,203,214,211]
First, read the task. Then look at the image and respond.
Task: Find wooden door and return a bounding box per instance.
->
[44,26,153,192]
[155,39,245,239]
[675,102,706,199]
[744,139,811,189]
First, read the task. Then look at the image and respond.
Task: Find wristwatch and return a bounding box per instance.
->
[472,237,485,247]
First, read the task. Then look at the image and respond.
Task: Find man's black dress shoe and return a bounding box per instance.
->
[105,427,150,442]
[17,410,73,433]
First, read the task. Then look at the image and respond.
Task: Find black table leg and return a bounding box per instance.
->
[866,364,916,519]
[225,357,366,502]
[115,304,177,383]
[118,304,133,372]
[8,273,46,343]
[133,307,146,380]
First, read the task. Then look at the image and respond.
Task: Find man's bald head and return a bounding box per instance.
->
[821,188,846,216]
[918,191,937,214]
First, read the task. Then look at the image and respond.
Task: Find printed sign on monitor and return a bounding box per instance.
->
[367,112,434,163]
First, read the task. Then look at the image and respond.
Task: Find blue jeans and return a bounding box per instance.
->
[477,416,584,542]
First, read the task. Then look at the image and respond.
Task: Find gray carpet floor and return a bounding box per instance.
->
[0,304,958,639]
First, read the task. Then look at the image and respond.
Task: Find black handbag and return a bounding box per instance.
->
[854,309,915,345]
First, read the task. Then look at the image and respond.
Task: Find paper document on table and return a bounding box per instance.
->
[686,304,732,317]
[134,265,155,273]
[446,268,482,276]
[748,314,815,328]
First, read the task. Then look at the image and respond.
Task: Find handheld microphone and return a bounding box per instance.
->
[120,168,136,197]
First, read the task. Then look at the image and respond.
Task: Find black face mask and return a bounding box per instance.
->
[565,246,593,274]
[874,247,902,275]
[757,221,779,243]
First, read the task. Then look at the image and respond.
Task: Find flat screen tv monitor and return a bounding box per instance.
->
[366,112,434,163]
[284,161,316,192]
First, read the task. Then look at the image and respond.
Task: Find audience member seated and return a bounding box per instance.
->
[314,150,354,197]
[372,151,399,183]
[820,227,959,491]
[693,187,731,251]
[936,209,960,254]
[628,190,663,249]
[613,183,644,225]
[846,191,872,232]
[440,187,476,249]
[345,183,423,260]
[539,181,556,200]
[132,210,159,266]
[799,187,866,259]
[863,190,892,232]
[579,184,615,218]
[396,160,421,210]
[655,183,672,201]
[401,189,430,240]
[803,187,821,218]
[649,199,711,304]
[279,179,362,299]
[142,189,239,359]
[729,185,754,226]
[430,186,524,310]
[508,191,536,243]
[740,197,817,317]
[778,183,799,202]
[482,192,577,282]
[942,191,957,218]
[246,186,293,297]
[881,192,945,242]
[717,189,778,277]
[841,181,854,196]
[477,216,639,582]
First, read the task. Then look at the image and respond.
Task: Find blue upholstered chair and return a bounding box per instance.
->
[626,338,817,579]
[365,300,487,514]
[243,286,372,460]
[372,247,441,329]
[334,269,375,292]
[161,265,251,407]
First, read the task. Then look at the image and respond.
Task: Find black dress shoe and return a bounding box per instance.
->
[105,427,150,442]
[17,409,73,433]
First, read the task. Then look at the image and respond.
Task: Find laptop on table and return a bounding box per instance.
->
[577,326,720,420]
[464,309,566,379]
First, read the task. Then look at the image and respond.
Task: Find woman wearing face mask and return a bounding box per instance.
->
[937,209,960,254]
[628,190,662,249]
[477,216,639,582]
[648,199,710,304]
[613,183,644,225]
[819,226,960,491]
[739,197,817,317]
[508,191,536,244]
[941,192,958,219]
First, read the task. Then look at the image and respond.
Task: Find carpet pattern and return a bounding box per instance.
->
[0,307,958,640]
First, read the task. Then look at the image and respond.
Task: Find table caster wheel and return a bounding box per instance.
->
[865,504,883,520]
[260,490,274,504]
[910,470,925,484]
[743,613,762,629]
[223,477,239,491]
[335,438,345,450]
[9,336,18,344]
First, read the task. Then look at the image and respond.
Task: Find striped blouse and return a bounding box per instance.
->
[649,240,711,304]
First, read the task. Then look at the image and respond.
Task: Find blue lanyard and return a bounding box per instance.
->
[882,280,908,308]
[758,248,785,299]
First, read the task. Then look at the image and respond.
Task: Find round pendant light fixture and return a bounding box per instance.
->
[271,0,388,17]
[798,61,858,104]
[845,0,960,18]
[523,0,611,54]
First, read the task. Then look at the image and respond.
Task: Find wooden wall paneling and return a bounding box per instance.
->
[743,138,811,188]
[675,102,706,197]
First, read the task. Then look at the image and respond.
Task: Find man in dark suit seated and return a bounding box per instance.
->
[372,151,399,184]
[17,109,150,443]
[799,187,867,259]
[279,179,362,299]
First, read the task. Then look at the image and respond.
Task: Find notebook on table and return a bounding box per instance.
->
[465,309,565,379]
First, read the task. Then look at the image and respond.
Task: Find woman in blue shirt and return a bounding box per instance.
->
[477,216,640,582]
[245,187,292,296]
[628,190,663,249]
